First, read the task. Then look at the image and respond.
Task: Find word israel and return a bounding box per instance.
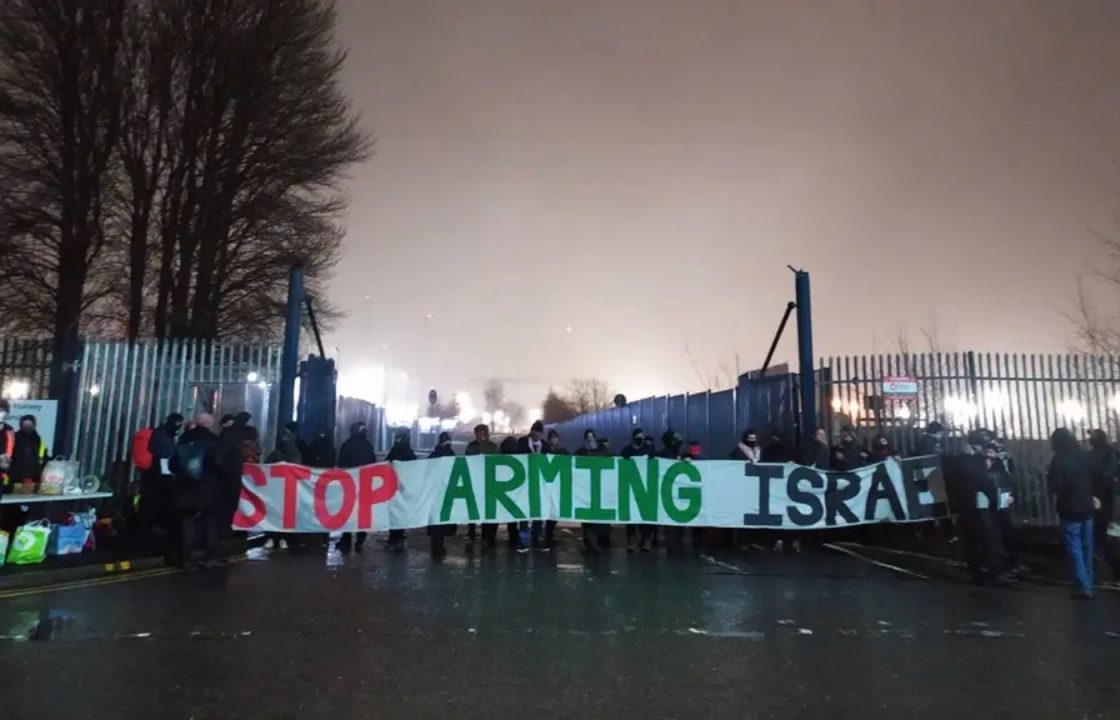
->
[233,455,946,533]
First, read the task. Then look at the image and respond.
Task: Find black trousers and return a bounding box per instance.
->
[177,506,219,564]
[1094,504,1120,579]
[531,520,556,547]
[963,509,1004,579]
[996,509,1018,568]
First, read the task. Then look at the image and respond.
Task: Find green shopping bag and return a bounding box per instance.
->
[7,520,50,565]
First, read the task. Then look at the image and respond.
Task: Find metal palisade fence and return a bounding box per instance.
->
[818,352,1120,526]
[68,340,282,502]
[550,372,798,460]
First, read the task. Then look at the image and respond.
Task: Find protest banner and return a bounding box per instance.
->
[234,454,946,533]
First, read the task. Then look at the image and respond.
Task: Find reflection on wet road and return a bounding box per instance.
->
[4,529,1118,718]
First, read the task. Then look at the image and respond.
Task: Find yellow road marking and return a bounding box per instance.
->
[0,566,182,600]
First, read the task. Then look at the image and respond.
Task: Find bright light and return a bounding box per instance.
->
[983,388,1010,412]
[453,391,478,424]
[439,418,457,431]
[417,416,441,432]
[565,325,573,334]
[424,313,433,321]
[944,396,977,425]
[830,396,844,412]
[847,400,861,417]
[528,408,543,426]
[246,371,259,383]
[257,381,269,390]
[1056,399,1087,424]
[88,384,101,397]
[2,379,30,400]
[897,404,912,420]
[486,409,512,434]
[337,364,386,404]
[385,400,419,427]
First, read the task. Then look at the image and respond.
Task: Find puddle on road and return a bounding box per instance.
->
[1,609,83,642]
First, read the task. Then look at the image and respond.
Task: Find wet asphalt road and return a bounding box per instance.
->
[3,529,1118,719]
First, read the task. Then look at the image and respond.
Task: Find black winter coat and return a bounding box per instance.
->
[338,433,377,467]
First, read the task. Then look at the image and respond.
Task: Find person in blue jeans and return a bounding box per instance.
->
[1048,428,1096,599]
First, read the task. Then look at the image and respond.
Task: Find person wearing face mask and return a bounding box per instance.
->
[730,429,762,462]
[0,399,15,493]
[830,427,866,471]
[870,434,896,463]
[660,431,690,554]
[620,429,653,552]
[385,430,418,552]
[10,414,48,491]
[426,432,457,558]
[337,422,377,554]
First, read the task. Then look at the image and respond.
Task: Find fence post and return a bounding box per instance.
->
[277,264,304,428]
[794,269,816,437]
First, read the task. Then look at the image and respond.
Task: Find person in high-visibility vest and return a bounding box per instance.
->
[0,399,15,493]
[11,414,49,489]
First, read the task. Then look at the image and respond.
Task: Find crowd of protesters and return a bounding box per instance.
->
[136,411,260,568]
[143,408,1120,599]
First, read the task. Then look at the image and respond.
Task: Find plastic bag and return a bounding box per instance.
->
[47,523,89,556]
[40,459,78,496]
[8,520,50,565]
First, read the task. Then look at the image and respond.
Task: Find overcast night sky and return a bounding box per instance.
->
[325,0,1120,409]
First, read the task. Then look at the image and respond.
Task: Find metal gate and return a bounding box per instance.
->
[69,340,282,500]
[818,352,1120,525]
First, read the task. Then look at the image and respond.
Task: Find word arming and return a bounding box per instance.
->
[234,455,946,533]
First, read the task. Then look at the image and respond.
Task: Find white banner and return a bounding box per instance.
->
[234,454,947,533]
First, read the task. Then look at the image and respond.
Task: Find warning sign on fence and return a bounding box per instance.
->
[882,376,918,396]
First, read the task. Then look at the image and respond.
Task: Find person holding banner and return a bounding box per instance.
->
[659,431,690,554]
[385,431,417,552]
[427,432,457,558]
[337,422,377,553]
[465,424,498,551]
[622,428,653,552]
[520,421,558,551]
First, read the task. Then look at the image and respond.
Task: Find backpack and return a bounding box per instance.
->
[175,438,208,484]
[132,428,154,471]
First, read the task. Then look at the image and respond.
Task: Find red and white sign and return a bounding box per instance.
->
[882,376,919,396]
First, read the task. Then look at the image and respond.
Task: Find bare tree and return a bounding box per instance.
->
[685,344,742,390]
[541,388,577,424]
[0,0,126,397]
[566,378,613,415]
[0,0,368,346]
[1068,178,1120,353]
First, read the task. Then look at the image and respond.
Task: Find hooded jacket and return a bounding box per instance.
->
[267,428,305,464]
[338,423,376,467]
[1086,430,1118,502]
[1048,428,1093,521]
[386,436,418,462]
